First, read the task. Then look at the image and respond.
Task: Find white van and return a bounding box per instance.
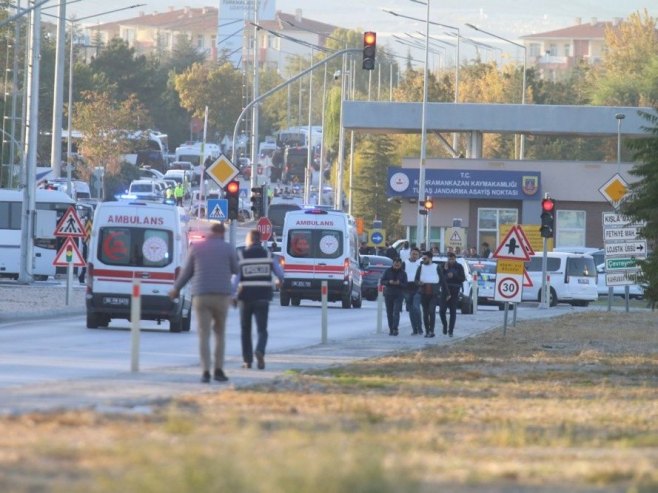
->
[280,208,362,308]
[522,252,598,306]
[85,200,192,331]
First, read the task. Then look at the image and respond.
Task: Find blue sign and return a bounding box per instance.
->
[371,231,384,245]
[387,168,541,200]
[207,199,228,220]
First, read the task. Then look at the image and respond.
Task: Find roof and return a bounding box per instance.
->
[521,21,615,40]
[88,7,218,32]
[260,11,338,36]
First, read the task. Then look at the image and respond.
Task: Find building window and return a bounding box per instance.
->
[547,44,557,56]
[529,43,541,57]
[197,35,204,49]
[556,210,586,248]
[477,208,518,253]
[564,44,571,57]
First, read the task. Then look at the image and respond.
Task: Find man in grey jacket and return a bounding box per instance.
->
[169,222,239,383]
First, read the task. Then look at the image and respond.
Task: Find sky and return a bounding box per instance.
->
[64,0,657,63]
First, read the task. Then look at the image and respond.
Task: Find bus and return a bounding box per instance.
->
[0,189,75,280]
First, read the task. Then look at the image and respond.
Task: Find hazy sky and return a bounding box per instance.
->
[64,0,656,63]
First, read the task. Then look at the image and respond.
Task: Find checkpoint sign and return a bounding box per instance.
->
[494,259,524,303]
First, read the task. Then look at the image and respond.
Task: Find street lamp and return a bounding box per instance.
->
[465,23,527,159]
[616,113,625,165]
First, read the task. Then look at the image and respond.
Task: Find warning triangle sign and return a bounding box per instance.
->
[493,225,531,261]
[53,237,86,267]
[523,268,533,287]
[450,230,462,242]
[209,204,226,220]
[516,226,535,256]
[54,207,85,237]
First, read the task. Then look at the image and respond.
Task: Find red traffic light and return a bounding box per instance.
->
[226,180,239,195]
[541,197,555,212]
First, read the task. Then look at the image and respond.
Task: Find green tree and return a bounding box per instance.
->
[174,61,243,137]
[620,108,658,306]
[352,134,400,235]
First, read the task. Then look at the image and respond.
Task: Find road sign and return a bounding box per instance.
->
[494,275,522,303]
[500,224,548,254]
[257,216,273,242]
[492,225,531,261]
[605,257,638,271]
[206,154,239,188]
[605,270,641,286]
[207,199,228,221]
[598,173,629,209]
[445,227,466,250]
[604,227,643,241]
[53,237,85,267]
[522,269,533,288]
[602,212,645,229]
[604,241,647,257]
[54,207,85,237]
[366,228,385,247]
[496,259,525,275]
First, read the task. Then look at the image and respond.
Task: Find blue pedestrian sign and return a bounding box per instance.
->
[207,199,228,220]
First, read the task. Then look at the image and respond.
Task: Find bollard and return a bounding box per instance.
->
[131,278,141,372]
[472,273,478,314]
[321,280,328,344]
[546,273,551,306]
[376,281,384,334]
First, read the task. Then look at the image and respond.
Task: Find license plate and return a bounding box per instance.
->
[103,296,129,306]
[577,279,589,284]
[291,281,311,288]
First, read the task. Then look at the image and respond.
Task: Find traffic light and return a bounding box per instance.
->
[540,197,556,238]
[362,31,376,70]
[250,186,263,218]
[226,180,240,221]
[423,198,434,211]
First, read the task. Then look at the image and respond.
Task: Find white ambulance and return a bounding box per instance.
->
[85,200,192,331]
[280,208,362,308]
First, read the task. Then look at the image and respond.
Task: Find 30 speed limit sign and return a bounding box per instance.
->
[494,275,522,303]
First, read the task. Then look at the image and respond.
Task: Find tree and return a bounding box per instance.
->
[620,108,658,306]
[174,62,243,137]
[352,134,400,236]
[73,90,150,182]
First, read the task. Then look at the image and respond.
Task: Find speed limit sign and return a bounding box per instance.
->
[494,275,522,303]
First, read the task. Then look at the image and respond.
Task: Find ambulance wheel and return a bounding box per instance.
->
[352,291,362,308]
[169,316,183,333]
[291,297,301,306]
[99,315,110,327]
[86,311,99,329]
[341,291,351,309]
[280,291,290,306]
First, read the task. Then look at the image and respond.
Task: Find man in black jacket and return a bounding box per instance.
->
[380,257,407,336]
[439,252,466,337]
[232,230,284,369]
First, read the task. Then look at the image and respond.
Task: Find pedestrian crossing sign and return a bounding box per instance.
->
[54,206,85,237]
[207,199,228,220]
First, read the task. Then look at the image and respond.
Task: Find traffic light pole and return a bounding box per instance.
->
[539,236,549,309]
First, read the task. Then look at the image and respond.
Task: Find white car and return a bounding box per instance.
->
[467,259,507,310]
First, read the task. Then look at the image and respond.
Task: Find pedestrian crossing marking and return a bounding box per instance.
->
[209,204,226,219]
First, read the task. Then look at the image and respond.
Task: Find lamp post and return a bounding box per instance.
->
[465,23,527,159]
[615,112,628,312]
[616,113,625,166]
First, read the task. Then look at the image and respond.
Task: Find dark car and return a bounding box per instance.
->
[359,255,393,301]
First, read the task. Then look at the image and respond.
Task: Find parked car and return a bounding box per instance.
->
[467,258,507,310]
[128,179,165,202]
[138,167,165,181]
[359,255,392,301]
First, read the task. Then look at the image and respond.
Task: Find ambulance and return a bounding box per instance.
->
[85,200,192,331]
[280,208,362,308]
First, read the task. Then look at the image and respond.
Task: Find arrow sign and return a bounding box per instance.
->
[493,225,531,261]
[54,207,85,237]
[604,241,647,257]
[53,237,85,267]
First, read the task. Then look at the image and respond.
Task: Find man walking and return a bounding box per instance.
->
[439,252,466,337]
[402,247,422,335]
[380,257,407,336]
[168,222,238,383]
[232,230,284,369]
[415,251,442,338]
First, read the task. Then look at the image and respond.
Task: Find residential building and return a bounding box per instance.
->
[520,17,622,81]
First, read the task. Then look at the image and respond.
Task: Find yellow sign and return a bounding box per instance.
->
[599,173,629,209]
[445,227,466,250]
[496,259,525,275]
[206,154,239,188]
[500,224,552,252]
[365,228,386,247]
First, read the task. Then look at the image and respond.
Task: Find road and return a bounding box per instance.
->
[0,298,589,415]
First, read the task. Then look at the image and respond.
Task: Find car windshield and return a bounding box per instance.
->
[468,261,496,274]
[130,184,153,193]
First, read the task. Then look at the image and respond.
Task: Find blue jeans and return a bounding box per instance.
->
[239,299,270,364]
[384,294,404,332]
[404,291,422,333]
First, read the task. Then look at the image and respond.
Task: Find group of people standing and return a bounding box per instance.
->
[379,247,466,338]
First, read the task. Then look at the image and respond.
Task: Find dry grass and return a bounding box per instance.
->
[0,311,656,492]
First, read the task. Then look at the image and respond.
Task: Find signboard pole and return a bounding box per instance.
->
[502,302,509,336]
[66,262,73,306]
[539,237,549,309]
[607,286,613,312]
[625,286,630,313]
